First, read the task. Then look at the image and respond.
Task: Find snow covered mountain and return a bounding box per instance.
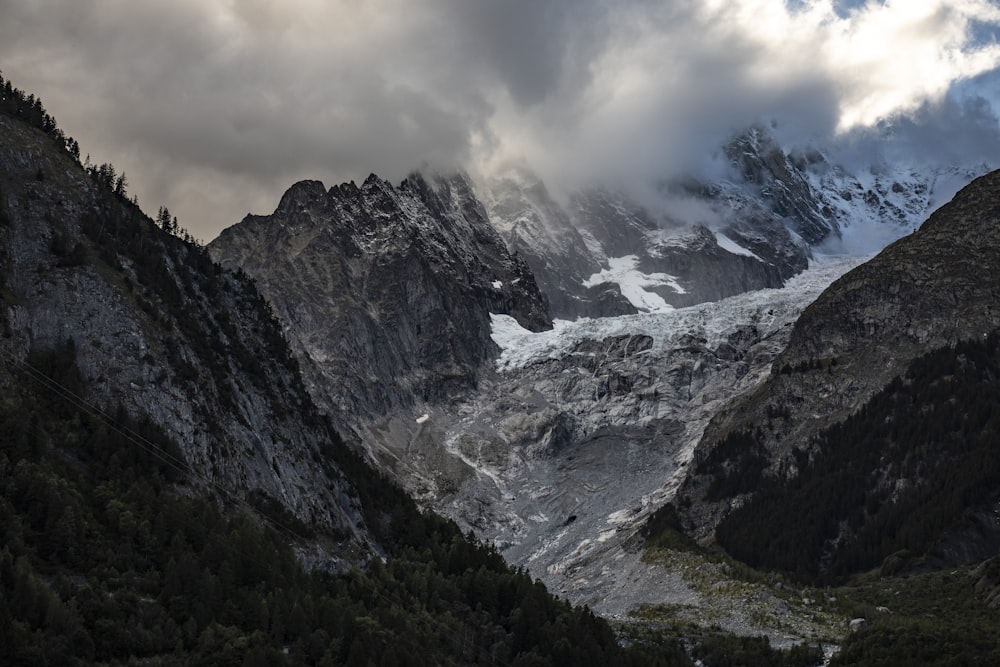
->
[479,127,989,320]
[208,126,992,636]
[480,166,800,319]
[430,256,868,613]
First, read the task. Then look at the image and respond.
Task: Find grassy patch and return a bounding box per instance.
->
[637,546,846,644]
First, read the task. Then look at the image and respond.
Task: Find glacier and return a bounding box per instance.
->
[390,253,871,628]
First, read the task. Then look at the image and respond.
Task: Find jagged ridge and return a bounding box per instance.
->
[0,113,366,543]
[209,171,551,430]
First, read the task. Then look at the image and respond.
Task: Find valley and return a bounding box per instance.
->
[4,62,1000,664]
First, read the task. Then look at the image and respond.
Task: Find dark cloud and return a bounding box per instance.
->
[0,0,998,240]
[883,95,1000,166]
[439,0,609,106]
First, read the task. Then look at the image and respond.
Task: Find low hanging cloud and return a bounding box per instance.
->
[497,0,1000,192]
[1,0,998,239]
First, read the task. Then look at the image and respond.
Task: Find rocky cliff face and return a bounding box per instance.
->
[0,114,367,548]
[481,167,805,319]
[481,169,634,318]
[480,127,980,320]
[678,169,1000,540]
[204,121,991,617]
[208,172,551,431]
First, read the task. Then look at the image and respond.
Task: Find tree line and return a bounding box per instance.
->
[1,70,196,243]
[713,331,1000,581]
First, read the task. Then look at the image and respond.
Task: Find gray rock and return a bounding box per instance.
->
[0,114,368,553]
[679,169,1000,541]
[209,171,552,427]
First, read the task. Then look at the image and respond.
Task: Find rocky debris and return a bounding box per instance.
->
[348,258,865,624]
[630,548,844,645]
[205,126,990,624]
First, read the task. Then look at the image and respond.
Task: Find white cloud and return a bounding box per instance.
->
[0,0,998,239]
[487,0,1000,192]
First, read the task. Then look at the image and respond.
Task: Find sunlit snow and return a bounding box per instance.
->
[582,255,685,312]
[715,232,762,260]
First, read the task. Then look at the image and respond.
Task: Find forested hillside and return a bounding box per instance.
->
[712,331,1000,580]
[0,72,690,665]
[1,351,681,664]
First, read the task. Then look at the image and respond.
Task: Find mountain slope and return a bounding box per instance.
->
[0,75,693,667]
[481,167,802,318]
[480,127,987,320]
[714,334,1000,578]
[482,169,635,318]
[677,169,1000,553]
[0,112,365,540]
[209,172,550,429]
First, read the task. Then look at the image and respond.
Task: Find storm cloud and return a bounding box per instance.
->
[1,0,998,239]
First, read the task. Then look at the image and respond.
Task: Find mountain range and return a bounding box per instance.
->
[4,70,1000,665]
[0,80,680,666]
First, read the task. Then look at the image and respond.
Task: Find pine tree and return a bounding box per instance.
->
[156,206,172,232]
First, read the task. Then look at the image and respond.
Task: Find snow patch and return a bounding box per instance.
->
[490,313,536,350]
[715,232,763,261]
[491,255,867,372]
[582,255,685,312]
[606,509,634,525]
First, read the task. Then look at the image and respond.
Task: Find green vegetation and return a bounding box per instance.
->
[0,70,72,153]
[695,429,769,501]
[830,568,1000,666]
[636,529,1000,665]
[641,503,705,554]
[639,330,1000,663]
[635,541,844,647]
[0,72,693,665]
[715,331,1000,581]
[692,635,822,667]
[0,343,693,665]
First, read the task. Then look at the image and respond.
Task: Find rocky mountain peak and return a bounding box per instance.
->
[209,171,551,431]
[0,114,369,548]
[276,178,328,214]
[723,126,838,245]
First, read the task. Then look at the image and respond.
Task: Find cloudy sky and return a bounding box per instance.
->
[2,0,999,240]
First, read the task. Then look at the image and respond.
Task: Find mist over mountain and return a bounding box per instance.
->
[2,1,999,240]
[5,1,1000,663]
[0,74,692,666]
[207,108,997,655]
